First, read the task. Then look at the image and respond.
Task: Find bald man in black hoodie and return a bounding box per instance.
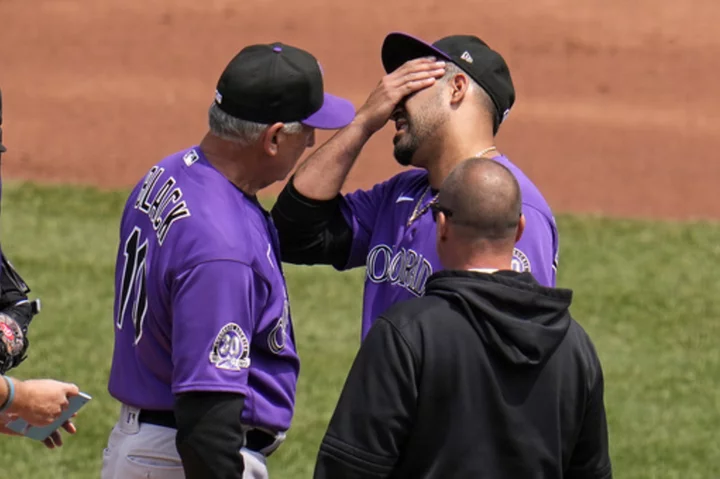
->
[313,158,612,479]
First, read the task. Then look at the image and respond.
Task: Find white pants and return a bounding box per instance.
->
[101,404,269,479]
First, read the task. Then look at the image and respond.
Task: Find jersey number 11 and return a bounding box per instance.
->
[116,226,149,345]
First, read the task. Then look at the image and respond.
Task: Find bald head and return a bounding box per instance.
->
[437,157,522,243]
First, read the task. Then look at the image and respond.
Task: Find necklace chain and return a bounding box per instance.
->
[405,146,498,227]
[406,185,435,227]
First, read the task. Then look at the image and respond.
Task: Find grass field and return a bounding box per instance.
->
[0,181,718,478]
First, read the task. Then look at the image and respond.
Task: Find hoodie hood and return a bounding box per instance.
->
[425,270,573,366]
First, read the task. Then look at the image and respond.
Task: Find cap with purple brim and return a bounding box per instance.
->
[381,32,454,74]
[381,32,516,134]
[301,92,356,130]
[214,42,355,130]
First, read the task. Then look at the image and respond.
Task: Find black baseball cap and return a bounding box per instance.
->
[381,32,515,133]
[0,88,6,153]
[214,42,355,130]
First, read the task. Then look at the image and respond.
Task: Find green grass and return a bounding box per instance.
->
[0,181,718,478]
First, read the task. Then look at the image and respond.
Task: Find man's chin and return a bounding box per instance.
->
[393,149,414,167]
[393,140,417,166]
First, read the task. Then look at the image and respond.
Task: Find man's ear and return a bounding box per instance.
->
[516,213,526,243]
[449,73,470,106]
[263,123,285,156]
[438,212,450,241]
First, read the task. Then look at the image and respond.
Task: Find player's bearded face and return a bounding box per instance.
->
[392,89,444,167]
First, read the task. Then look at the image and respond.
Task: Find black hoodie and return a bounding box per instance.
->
[314,270,612,479]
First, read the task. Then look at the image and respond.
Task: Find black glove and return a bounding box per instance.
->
[0,305,31,374]
[0,91,39,374]
[0,254,40,374]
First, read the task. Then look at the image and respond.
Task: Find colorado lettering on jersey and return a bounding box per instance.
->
[268,298,290,354]
[366,244,433,296]
[134,166,191,245]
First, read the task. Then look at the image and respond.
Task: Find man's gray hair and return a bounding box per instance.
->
[208,103,304,145]
[442,63,497,122]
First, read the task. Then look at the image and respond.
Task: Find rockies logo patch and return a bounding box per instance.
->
[511,247,531,273]
[209,323,251,371]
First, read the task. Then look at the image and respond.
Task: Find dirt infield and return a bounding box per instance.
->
[1,0,719,220]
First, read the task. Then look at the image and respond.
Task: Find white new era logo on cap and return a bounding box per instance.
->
[460,51,473,63]
[215,90,223,104]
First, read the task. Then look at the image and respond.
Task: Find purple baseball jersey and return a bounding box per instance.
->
[107,146,299,433]
[338,156,559,339]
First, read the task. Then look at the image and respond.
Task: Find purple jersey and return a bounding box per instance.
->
[339,156,559,339]
[108,146,299,433]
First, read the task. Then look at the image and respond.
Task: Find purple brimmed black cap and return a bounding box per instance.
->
[214,43,355,130]
[381,32,515,133]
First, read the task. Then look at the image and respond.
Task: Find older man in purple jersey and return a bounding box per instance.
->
[272,32,560,340]
[102,43,355,479]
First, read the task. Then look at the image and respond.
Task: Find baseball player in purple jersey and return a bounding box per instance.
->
[272,32,560,339]
[101,43,354,479]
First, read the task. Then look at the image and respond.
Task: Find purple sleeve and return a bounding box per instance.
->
[513,205,558,288]
[338,180,390,270]
[171,260,268,395]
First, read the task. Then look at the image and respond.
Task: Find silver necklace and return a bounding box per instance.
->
[406,185,435,227]
[405,146,498,227]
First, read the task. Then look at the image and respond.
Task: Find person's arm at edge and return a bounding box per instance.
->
[174,392,247,478]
